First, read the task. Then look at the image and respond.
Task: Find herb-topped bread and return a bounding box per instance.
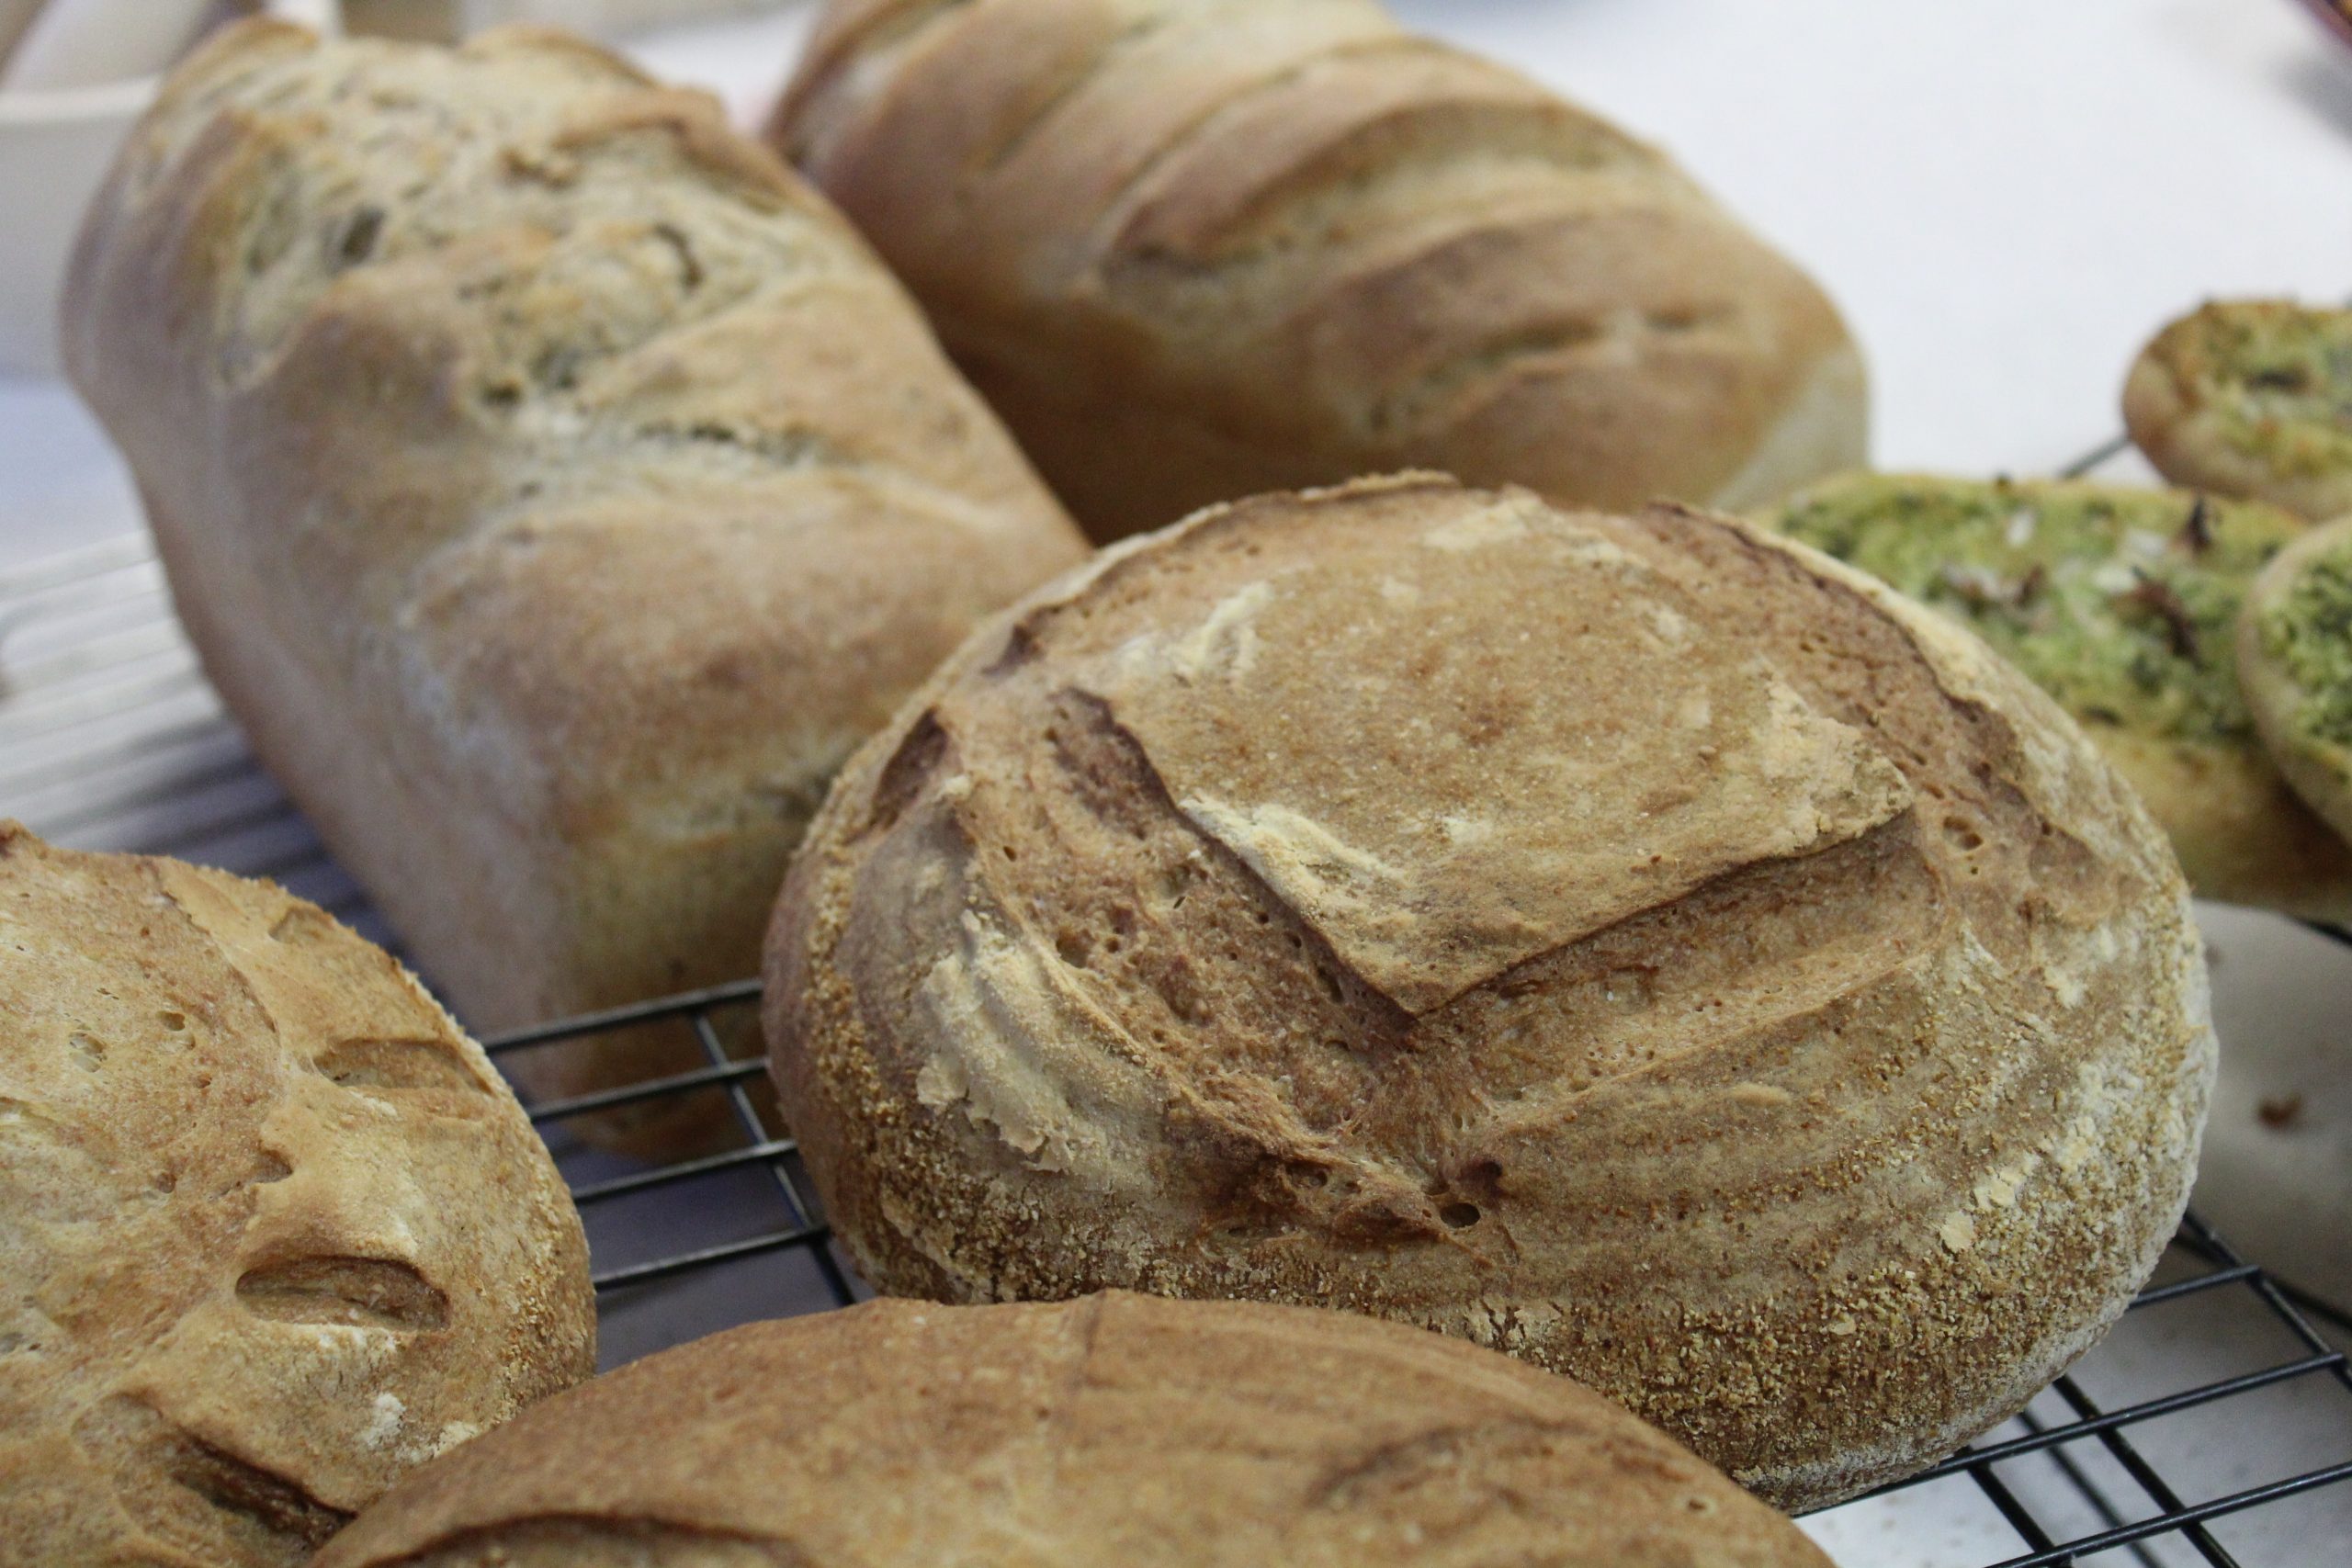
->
[1765,472,2352,918]
[2240,516,2352,847]
[2125,299,2352,523]
[766,474,2214,1511]
[770,0,1866,540]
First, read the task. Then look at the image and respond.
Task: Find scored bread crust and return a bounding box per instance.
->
[312,1293,1832,1567]
[764,475,2214,1512]
[61,21,1086,1150]
[769,0,1867,540]
[2125,301,2352,524]
[0,826,593,1568]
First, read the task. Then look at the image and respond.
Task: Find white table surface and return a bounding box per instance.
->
[2,2,2347,1563]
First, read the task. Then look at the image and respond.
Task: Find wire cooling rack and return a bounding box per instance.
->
[3,442,2348,1566]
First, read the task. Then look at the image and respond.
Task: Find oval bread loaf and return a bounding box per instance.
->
[0,825,593,1568]
[764,475,2214,1511]
[1762,471,2352,919]
[313,1293,1834,1567]
[61,21,1088,1148]
[771,0,1868,540]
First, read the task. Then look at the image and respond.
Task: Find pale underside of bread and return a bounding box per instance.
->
[313,1294,1832,1567]
[771,0,1868,541]
[2125,313,2352,525]
[0,826,592,1568]
[765,476,2212,1512]
[60,20,1084,1150]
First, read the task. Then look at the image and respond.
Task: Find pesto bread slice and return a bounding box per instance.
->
[2126,299,2352,523]
[1765,472,2352,917]
[2241,516,2352,847]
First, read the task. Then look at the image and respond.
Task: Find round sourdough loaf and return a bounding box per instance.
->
[0,826,594,1568]
[313,1293,1833,1567]
[764,475,2215,1510]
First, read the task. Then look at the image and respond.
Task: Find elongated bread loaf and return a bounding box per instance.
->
[770,0,1868,540]
[0,825,592,1568]
[765,475,2213,1511]
[63,21,1087,1145]
[314,1294,1833,1567]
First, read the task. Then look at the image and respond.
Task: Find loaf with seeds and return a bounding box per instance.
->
[62,21,1087,1147]
[771,0,1867,539]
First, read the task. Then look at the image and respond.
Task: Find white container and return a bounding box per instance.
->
[0,0,337,377]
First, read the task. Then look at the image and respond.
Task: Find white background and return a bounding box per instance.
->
[1,2,2347,1563]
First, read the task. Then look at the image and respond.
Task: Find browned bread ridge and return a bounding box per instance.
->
[61,21,1088,1150]
[763,475,2214,1510]
[0,825,593,1568]
[314,1293,1834,1567]
[769,0,1868,541]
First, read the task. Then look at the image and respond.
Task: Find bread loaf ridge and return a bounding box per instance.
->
[772,0,1868,539]
[764,475,2213,1511]
[62,21,1087,1140]
[313,1294,1834,1567]
[0,826,593,1568]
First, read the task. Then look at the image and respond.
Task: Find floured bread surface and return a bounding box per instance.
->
[62,21,1085,1154]
[773,0,1865,540]
[315,1293,1832,1567]
[0,826,594,1568]
[765,476,2214,1511]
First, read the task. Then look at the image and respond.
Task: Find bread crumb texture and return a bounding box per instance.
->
[0,826,593,1568]
[314,1294,1834,1566]
[764,476,2215,1512]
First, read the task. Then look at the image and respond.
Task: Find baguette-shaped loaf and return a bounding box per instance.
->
[63,21,1087,1140]
[771,0,1868,539]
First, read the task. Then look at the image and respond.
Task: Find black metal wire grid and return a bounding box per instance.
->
[490,964,2352,1568]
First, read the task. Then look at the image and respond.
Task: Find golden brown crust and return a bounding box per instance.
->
[770,0,1867,541]
[0,825,593,1568]
[62,21,1086,1151]
[764,476,2213,1511]
[314,1293,1831,1567]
